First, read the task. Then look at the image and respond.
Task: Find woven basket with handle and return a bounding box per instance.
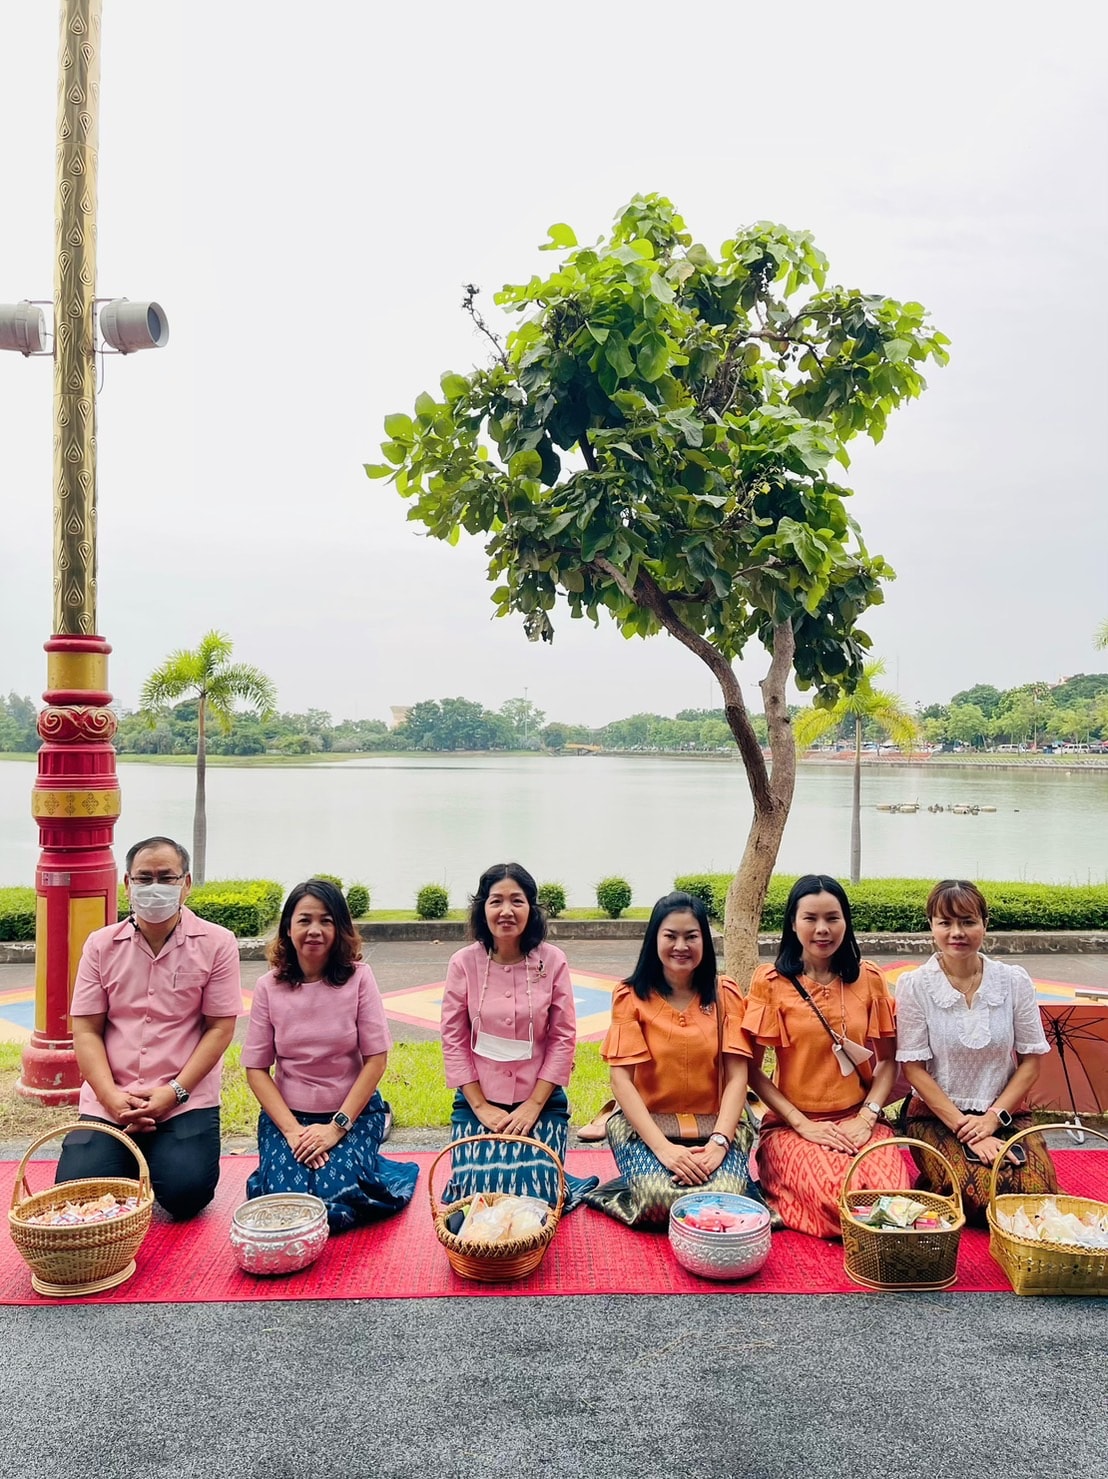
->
[987,1122,1108,1297]
[429,1133,565,1283]
[839,1136,965,1291]
[8,1122,154,1297]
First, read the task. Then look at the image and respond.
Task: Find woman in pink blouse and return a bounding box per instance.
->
[440,862,597,1209]
[242,880,418,1231]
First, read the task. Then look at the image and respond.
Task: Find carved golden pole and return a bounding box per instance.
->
[20,0,121,1104]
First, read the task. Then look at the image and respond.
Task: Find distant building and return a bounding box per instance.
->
[389,706,411,730]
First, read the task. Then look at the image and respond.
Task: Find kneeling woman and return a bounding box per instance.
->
[895,879,1056,1225]
[584,891,757,1228]
[242,880,418,1232]
[744,874,907,1238]
[440,863,597,1210]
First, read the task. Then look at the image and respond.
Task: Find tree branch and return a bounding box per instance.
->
[579,431,598,473]
[461,284,508,369]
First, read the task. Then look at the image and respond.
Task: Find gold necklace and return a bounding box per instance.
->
[939,955,981,998]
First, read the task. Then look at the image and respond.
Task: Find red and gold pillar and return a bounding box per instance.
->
[18,0,119,1104]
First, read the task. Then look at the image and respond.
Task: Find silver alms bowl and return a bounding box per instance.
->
[230,1193,329,1276]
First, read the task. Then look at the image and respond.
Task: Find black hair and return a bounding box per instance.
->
[125,836,190,875]
[774,874,861,984]
[468,863,547,955]
[624,891,717,1005]
[268,879,361,987]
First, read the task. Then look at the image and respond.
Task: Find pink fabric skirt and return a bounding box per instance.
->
[756,1110,909,1239]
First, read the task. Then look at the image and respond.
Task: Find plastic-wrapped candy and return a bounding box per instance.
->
[999,1198,1108,1250]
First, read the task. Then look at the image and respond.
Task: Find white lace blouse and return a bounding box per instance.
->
[894,955,1050,1112]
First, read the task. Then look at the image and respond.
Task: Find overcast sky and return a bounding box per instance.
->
[1,0,1105,729]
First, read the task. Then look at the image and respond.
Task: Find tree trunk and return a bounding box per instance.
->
[850,715,862,885]
[193,696,207,885]
[723,622,797,989]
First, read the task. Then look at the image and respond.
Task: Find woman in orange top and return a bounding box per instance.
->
[584,891,758,1227]
[743,874,908,1238]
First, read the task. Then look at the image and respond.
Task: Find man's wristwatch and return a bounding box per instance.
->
[169,1079,190,1104]
[708,1132,731,1152]
[862,1101,883,1119]
[331,1111,353,1135]
[988,1105,1014,1130]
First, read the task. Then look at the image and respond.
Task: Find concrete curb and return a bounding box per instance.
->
[2,925,1106,964]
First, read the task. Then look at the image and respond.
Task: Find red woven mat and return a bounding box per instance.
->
[3,1149,1105,1306]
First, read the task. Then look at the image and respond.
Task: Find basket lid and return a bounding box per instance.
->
[231,1193,327,1233]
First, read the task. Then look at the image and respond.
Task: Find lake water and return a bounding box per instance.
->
[1,756,1105,907]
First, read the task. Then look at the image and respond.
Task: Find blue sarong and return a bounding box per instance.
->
[445,1087,598,1212]
[247,1091,418,1233]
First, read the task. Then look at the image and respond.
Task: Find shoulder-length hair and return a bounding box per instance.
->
[625,891,717,1006]
[925,878,989,927]
[468,862,547,956]
[775,874,861,985]
[268,879,361,988]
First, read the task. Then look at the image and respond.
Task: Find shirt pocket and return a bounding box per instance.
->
[170,969,208,1012]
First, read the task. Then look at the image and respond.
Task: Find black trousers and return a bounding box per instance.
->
[55,1107,221,1220]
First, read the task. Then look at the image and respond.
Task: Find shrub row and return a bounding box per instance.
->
[673,874,1108,932]
[0,880,284,941]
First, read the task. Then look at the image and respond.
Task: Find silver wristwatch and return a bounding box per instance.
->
[708,1132,731,1151]
[862,1100,883,1118]
[169,1078,190,1104]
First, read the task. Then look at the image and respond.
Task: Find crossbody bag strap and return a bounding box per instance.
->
[716,984,725,1112]
[785,972,868,1091]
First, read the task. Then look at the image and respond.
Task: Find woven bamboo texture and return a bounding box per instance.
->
[429,1133,565,1282]
[840,1136,964,1291]
[8,1122,154,1295]
[988,1123,1108,1296]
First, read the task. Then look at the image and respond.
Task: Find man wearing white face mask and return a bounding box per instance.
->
[55,836,244,1218]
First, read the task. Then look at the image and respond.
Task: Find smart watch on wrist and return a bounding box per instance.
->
[988,1105,1014,1130]
[331,1111,353,1135]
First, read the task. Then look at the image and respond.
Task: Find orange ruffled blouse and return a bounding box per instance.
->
[742,961,897,1115]
[600,977,752,1115]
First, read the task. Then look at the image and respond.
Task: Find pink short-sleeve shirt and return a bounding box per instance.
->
[240,961,392,1113]
[69,906,244,1121]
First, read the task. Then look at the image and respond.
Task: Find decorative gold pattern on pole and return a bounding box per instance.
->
[53,0,101,636]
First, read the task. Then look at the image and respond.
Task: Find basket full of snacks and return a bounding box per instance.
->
[988,1123,1108,1297]
[429,1134,565,1283]
[840,1137,964,1291]
[8,1122,154,1297]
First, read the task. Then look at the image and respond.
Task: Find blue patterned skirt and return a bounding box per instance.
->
[444,1087,598,1212]
[247,1092,418,1234]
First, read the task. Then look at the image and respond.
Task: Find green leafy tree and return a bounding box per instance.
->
[140,631,276,883]
[945,703,989,749]
[499,696,546,748]
[793,660,918,884]
[950,684,1003,719]
[367,196,947,979]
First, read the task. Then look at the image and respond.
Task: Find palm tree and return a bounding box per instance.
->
[141,631,276,883]
[793,660,918,884]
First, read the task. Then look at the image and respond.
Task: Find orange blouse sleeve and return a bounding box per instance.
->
[716,977,753,1058]
[862,960,897,1039]
[740,965,791,1048]
[600,983,652,1065]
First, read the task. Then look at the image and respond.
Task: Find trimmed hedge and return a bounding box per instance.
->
[537,882,567,919]
[596,876,632,918]
[416,884,450,920]
[0,880,283,941]
[673,874,1108,932]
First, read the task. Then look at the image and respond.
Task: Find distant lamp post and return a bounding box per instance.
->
[1,1,169,1103]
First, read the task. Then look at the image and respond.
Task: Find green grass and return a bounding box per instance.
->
[1,1041,615,1140]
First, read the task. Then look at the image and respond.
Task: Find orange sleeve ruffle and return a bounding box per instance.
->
[600,985,652,1065]
[863,962,897,1039]
[740,968,791,1048]
[716,977,754,1058]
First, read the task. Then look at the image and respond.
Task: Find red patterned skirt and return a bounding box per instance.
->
[756,1109,909,1239]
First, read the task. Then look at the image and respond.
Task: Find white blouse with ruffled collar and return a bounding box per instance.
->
[894,954,1050,1112]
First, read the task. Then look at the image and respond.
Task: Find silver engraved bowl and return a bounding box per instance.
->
[669,1193,772,1281]
[230,1193,329,1276]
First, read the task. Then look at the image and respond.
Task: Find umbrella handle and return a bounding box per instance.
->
[986,1121,1108,1219]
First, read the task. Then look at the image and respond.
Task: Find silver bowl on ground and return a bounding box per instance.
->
[230,1193,329,1276]
[669,1192,772,1281]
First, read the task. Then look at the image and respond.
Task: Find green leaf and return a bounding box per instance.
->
[384,413,414,440]
[508,449,542,479]
[440,372,470,402]
[363,463,394,479]
[546,223,578,248]
[637,335,669,382]
[382,441,407,465]
[415,391,437,419]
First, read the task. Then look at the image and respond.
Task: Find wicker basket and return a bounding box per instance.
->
[429,1133,565,1283]
[840,1136,964,1291]
[988,1123,1108,1297]
[8,1122,154,1297]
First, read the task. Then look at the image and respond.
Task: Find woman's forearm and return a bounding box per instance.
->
[992,1054,1042,1114]
[609,1065,674,1159]
[714,1055,749,1141]
[245,1068,301,1139]
[749,1059,803,1130]
[339,1053,387,1122]
[903,1061,965,1129]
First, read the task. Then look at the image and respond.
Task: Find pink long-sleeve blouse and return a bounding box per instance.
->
[439,940,577,1104]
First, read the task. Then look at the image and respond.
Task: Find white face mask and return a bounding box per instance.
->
[130,882,183,924]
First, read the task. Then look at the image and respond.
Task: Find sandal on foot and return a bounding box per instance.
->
[577,1099,616,1142]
